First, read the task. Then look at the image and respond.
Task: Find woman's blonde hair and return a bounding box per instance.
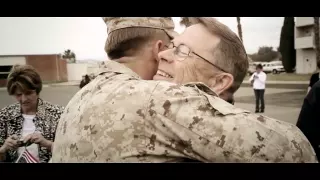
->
[6,64,42,95]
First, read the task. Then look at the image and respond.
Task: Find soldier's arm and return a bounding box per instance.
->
[147,82,317,163]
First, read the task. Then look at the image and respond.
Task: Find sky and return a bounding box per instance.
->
[0,17,284,61]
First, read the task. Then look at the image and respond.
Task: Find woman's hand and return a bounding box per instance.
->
[0,135,19,153]
[23,133,52,150]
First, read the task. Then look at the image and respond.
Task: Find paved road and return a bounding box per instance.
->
[0,85,305,125]
[234,87,305,124]
[0,86,79,109]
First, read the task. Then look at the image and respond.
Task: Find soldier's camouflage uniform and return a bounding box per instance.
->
[103,17,178,39]
[51,61,318,163]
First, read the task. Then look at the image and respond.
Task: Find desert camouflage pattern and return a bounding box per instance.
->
[102,17,178,39]
[51,61,318,163]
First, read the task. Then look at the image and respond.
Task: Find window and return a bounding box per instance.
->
[0,65,12,80]
[0,73,9,79]
[0,66,12,72]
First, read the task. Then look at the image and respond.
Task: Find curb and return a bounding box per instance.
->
[48,84,79,87]
[242,81,309,85]
[48,83,80,87]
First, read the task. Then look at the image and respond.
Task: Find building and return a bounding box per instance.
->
[66,60,101,81]
[0,54,67,87]
[295,17,319,74]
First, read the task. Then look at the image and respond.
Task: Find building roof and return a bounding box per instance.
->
[0,54,59,57]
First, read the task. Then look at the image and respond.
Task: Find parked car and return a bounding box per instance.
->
[263,61,285,74]
[248,62,267,75]
[248,64,256,75]
[248,61,285,75]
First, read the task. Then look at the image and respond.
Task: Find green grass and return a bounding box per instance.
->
[244,73,311,81]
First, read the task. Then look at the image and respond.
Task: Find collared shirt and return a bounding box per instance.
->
[249,71,267,90]
[0,98,64,163]
[51,60,317,163]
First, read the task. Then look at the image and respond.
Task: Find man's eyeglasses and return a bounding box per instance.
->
[165,42,228,73]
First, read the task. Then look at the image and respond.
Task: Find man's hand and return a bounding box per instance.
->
[0,135,19,153]
[23,133,52,149]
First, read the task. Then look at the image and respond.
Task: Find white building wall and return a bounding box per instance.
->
[67,63,88,81]
[295,17,319,74]
[0,56,26,66]
[296,49,317,74]
[296,17,314,27]
[67,63,101,81]
[295,36,314,49]
[87,66,100,75]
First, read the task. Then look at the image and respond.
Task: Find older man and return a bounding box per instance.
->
[51,17,317,163]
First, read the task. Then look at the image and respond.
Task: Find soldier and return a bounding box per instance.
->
[103,17,177,80]
[51,17,317,163]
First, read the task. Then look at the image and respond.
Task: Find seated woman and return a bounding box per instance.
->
[0,65,64,163]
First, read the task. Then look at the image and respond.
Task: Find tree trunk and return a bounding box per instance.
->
[314,17,320,68]
[236,17,243,42]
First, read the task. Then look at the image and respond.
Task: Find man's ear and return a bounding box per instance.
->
[209,73,234,95]
[152,40,165,62]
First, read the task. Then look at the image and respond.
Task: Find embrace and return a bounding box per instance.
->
[49,17,317,163]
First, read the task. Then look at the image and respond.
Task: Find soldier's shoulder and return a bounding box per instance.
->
[232,112,304,139]
[153,81,249,115]
[236,114,317,162]
[97,72,160,88]
[153,81,218,97]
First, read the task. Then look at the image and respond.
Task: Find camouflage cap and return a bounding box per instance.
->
[102,17,178,39]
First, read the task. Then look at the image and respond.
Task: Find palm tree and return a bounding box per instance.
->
[314,17,320,68]
[62,49,76,63]
[236,17,243,43]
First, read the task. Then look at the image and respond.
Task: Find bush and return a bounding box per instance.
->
[249,46,280,62]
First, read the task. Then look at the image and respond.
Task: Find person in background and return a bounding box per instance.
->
[297,79,320,161]
[79,74,91,89]
[0,65,64,163]
[249,64,267,113]
[307,69,320,94]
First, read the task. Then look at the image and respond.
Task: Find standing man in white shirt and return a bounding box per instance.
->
[249,64,267,113]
